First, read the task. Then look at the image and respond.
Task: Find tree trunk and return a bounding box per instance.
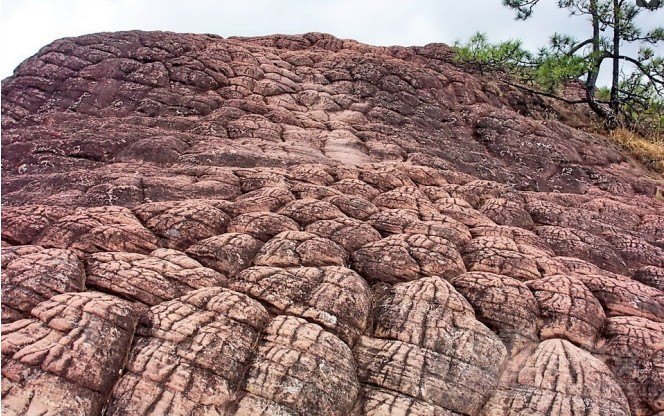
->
[585,0,617,127]
[609,0,621,113]
[585,0,605,115]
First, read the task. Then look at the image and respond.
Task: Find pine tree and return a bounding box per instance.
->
[502,0,663,128]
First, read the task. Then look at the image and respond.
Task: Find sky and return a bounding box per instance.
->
[1,0,663,84]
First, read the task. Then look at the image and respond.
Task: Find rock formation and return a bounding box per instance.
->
[1,31,663,415]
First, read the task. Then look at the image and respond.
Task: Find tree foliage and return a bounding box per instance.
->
[453,35,589,92]
[453,33,533,73]
[454,0,664,133]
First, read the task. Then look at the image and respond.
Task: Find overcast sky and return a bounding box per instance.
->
[1,0,663,84]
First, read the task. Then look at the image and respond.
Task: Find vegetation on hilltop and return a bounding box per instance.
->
[453,0,663,172]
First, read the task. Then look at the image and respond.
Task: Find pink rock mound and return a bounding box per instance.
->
[2,31,663,416]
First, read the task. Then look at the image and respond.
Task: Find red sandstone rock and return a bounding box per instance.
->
[86,248,228,306]
[305,217,382,254]
[231,266,371,345]
[3,292,139,415]
[35,206,161,255]
[228,211,301,241]
[2,30,663,416]
[253,230,348,267]
[527,274,605,349]
[451,271,540,353]
[482,339,631,415]
[133,200,231,250]
[600,316,664,415]
[2,245,85,322]
[185,232,263,276]
[352,233,466,283]
[106,287,270,415]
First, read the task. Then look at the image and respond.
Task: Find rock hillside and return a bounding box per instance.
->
[1,31,663,416]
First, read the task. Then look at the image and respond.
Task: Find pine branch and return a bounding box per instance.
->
[502,80,591,104]
[567,38,594,55]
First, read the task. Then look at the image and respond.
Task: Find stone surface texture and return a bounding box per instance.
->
[2,30,663,416]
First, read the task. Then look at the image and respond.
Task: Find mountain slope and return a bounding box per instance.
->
[1,31,663,416]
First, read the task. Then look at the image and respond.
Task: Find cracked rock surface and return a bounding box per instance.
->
[2,30,663,415]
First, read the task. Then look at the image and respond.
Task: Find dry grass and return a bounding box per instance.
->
[608,128,664,174]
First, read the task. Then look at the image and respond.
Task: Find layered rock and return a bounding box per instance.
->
[2,292,139,415]
[2,30,664,416]
[482,339,631,416]
[106,287,271,415]
[356,276,507,415]
[1,245,85,321]
[86,248,227,306]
